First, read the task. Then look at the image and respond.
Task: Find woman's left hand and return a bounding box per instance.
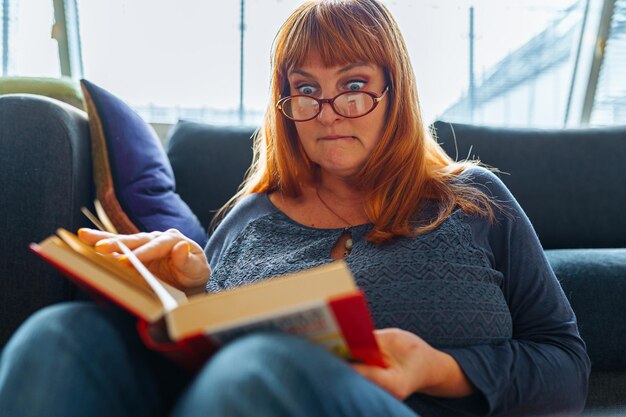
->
[351,328,475,400]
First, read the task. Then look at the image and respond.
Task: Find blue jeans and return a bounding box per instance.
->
[0,302,419,417]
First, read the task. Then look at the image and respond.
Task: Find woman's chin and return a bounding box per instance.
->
[318,162,363,179]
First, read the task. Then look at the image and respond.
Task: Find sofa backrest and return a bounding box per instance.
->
[166,121,255,233]
[168,119,626,250]
[433,121,626,250]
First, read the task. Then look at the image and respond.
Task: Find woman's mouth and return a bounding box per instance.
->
[319,135,355,140]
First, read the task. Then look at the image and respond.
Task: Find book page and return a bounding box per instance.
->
[56,229,186,308]
[81,203,187,307]
[33,236,164,322]
[166,261,357,340]
[94,199,118,234]
[207,299,351,360]
[114,239,182,311]
[57,229,155,295]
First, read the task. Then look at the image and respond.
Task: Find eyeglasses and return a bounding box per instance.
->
[276,86,389,122]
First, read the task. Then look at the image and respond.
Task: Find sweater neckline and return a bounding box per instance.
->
[262,193,371,233]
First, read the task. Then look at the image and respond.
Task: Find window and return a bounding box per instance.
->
[76,0,241,123]
[386,0,582,127]
[58,0,621,128]
[243,0,304,123]
[1,0,60,77]
[75,0,584,127]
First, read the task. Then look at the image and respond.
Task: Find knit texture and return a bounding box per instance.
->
[208,208,512,349]
[203,167,589,416]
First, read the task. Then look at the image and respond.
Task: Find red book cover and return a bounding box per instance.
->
[330,292,386,367]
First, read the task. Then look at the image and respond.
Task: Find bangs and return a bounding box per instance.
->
[274,1,391,81]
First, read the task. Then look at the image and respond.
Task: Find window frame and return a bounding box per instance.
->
[564,0,616,126]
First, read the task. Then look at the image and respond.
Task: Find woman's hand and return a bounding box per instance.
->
[351,328,475,400]
[78,228,210,293]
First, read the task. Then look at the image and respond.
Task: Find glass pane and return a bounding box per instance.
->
[243,0,303,125]
[75,0,586,128]
[386,0,582,127]
[1,0,60,77]
[590,0,626,125]
[77,0,240,123]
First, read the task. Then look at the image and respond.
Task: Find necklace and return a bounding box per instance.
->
[315,187,354,257]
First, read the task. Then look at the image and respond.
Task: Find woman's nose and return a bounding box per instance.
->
[317,102,342,125]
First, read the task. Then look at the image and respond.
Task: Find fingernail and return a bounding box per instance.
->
[78,228,87,234]
[95,239,110,247]
[117,255,128,263]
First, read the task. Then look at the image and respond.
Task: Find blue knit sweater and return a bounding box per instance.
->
[204,167,590,416]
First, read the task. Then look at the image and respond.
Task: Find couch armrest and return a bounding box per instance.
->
[0,94,94,346]
[546,248,626,371]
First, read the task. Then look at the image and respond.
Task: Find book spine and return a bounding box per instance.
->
[136,319,218,373]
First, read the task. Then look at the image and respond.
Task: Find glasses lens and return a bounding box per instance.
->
[334,92,375,118]
[282,96,320,121]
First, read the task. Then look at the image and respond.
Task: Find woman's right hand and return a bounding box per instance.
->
[77,228,211,293]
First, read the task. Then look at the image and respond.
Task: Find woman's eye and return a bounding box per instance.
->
[297,85,317,95]
[346,80,366,91]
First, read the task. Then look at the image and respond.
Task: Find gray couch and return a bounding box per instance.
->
[1,94,625,415]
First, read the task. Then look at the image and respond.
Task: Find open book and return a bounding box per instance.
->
[30,206,385,371]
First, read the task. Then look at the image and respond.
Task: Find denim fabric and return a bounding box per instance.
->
[0,302,187,417]
[0,302,418,417]
[172,331,418,417]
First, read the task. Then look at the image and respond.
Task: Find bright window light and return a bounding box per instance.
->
[74,0,586,128]
[1,0,60,77]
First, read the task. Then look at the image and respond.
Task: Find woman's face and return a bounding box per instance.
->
[286,52,388,180]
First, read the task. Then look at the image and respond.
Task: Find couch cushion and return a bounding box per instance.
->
[80,80,207,246]
[433,121,626,249]
[545,248,626,371]
[166,121,255,232]
[582,371,626,412]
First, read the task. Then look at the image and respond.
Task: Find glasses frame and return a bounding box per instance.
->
[276,85,390,122]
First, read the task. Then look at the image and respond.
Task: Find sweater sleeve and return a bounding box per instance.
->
[438,168,590,416]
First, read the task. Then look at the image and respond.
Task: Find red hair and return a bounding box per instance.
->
[221,0,493,243]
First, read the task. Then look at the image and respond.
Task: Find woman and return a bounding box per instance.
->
[0,1,589,416]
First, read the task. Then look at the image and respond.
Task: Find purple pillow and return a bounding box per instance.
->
[80,79,207,247]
